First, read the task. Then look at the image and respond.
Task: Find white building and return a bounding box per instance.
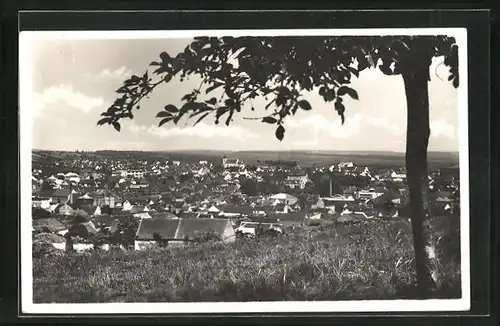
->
[285,174,310,189]
[356,189,384,200]
[222,157,245,169]
[120,169,145,179]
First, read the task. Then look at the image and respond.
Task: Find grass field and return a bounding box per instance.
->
[33,218,461,303]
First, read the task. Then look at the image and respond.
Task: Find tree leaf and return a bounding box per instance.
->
[194,112,211,126]
[347,66,359,77]
[216,106,230,119]
[335,100,346,121]
[337,86,359,100]
[156,111,172,118]
[159,117,174,127]
[112,122,121,132]
[262,116,277,124]
[324,89,336,102]
[319,86,327,96]
[116,86,129,94]
[150,61,161,66]
[297,100,312,111]
[130,75,141,83]
[160,52,171,62]
[224,98,235,107]
[379,64,393,76]
[206,82,224,94]
[275,125,285,141]
[225,110,234,126]
[164,104,178,113]
[97,118,109,126]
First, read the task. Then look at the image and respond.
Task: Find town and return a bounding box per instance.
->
[31,150,460,255]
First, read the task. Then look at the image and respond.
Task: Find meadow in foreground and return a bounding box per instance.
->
[33,218,461,303]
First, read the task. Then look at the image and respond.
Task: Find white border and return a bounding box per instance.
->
[20,28,470,314]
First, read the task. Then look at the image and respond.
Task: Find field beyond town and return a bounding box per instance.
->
[33,218,461,303]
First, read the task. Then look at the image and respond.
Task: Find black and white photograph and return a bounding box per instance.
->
[20,28,469,314]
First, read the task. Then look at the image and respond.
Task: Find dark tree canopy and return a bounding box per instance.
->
[98,35,458,139]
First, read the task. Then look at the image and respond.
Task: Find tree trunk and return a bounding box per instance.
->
[402,54,439,298]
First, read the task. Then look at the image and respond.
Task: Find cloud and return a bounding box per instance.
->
[369,117,405,136]
[32,84,105,116]
[430,119,456,139]
[97,66,132,79]
[285,113,363,139]
[128,120,259,141]
[83,66,132,81]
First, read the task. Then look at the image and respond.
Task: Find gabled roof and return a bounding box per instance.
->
[135,219,180,240]
[81,221,98,235]
[52,189,71,197]
[33,232,66,244]
[37,190,55,198]
[33,218,67,232]
[150,212,178,220]
[79,193,93,199]
[224,158,239,164]
[135,218,231,240]
[219,205,254,215]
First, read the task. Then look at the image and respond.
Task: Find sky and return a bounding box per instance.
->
[25,35,460,152]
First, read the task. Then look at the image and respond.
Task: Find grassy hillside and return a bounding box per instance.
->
[33,218,461,303]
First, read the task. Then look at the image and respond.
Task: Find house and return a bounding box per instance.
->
[134,218,236,250]
[150,212,179,220]
[285,174,310,189]
[121,169,145,179]
[92,215,119,230]
[33,232,66,251]
[56,203,74,216]
[51,188,72,204]
[317,195,355,213]
[306,212,322,220]
[338,162,355,170]
[76,193,94,206]
[69,221,98,238]
[122,200,133,211]
[274,203,294,214]
[391,171,407,182]
[222,157,245,170]
[133,212,152,219]
[32,207,52,219]
[356,189,384,200]
[268,193,299,205]
[91,189,121,208]
[218,205,254,218]
[32,196,52,209]
[267,212,306,223]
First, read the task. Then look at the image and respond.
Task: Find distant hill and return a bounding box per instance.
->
[32,149,459,169]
